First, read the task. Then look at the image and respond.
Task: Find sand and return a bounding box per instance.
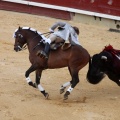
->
[0,10,120,120]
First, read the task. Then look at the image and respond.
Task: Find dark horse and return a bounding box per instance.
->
[87,45,120,86]
[13,26,90,100]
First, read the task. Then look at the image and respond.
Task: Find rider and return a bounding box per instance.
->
[37,21,80,59]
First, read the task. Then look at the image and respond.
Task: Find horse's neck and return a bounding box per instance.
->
[24,30,42,52]
[27,38,38,52]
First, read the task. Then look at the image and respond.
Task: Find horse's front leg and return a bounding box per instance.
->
[25,65,37,87]
[35,69,49,99]
[32,69,42,88]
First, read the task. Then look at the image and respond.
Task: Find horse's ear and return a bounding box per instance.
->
[18,26,21,31]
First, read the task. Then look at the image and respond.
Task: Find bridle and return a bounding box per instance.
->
[17,44,27,51]
[14,32,28,51]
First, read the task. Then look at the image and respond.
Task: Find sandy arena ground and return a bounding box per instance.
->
[0,10,120,120]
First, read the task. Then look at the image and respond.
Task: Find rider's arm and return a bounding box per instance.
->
[50,21,66,31]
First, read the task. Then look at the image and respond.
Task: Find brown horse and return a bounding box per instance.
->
[13,26,90,100]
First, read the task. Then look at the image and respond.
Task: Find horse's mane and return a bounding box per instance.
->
[14,27,46,40]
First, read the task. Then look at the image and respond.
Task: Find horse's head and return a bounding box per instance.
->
[13,26,27,52]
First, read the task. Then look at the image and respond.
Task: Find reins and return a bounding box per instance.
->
[40,31,52,36]
[32,31,52,41]
[18,44,27,51]
[17,30,52,51]
[32,31,53,50]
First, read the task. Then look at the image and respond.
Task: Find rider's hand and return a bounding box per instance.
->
[49,28,54,33]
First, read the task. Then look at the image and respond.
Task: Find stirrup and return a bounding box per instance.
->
[37,50,48,59]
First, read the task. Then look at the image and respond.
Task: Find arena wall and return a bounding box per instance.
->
[0,0,120,29]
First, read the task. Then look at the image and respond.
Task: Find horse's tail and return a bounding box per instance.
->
[86,56,105,84]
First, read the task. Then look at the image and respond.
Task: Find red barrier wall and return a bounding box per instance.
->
[0,0,120,20]
[0,1,30,13]
[0,1,71,20]
[31,0,120,17]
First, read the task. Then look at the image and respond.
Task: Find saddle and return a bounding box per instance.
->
[50,42,71,51]
[50,37,71,51]
[35,39,71,60]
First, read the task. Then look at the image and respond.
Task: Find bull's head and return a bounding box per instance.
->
[87,51,120,86]
[101,52,120,86]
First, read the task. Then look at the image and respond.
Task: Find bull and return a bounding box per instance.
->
[87,45,120,86]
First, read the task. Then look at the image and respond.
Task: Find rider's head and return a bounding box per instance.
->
[72,26,79,35]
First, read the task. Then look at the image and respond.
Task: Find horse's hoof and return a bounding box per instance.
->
[60,88,65,94]
[63,94,68,100]
[33,83,37,88]
[45,93,49,99]
[28,81,34,86]
[63,91,70,100]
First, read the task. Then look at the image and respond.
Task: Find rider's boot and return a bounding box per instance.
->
[37,42,50,59]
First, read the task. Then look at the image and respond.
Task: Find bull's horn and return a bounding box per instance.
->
[101,56,107,60]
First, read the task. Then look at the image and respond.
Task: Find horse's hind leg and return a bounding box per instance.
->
[60,81,71,94]
[64,72,79,100]
[60,67,72,94]
[35,69,49,99]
